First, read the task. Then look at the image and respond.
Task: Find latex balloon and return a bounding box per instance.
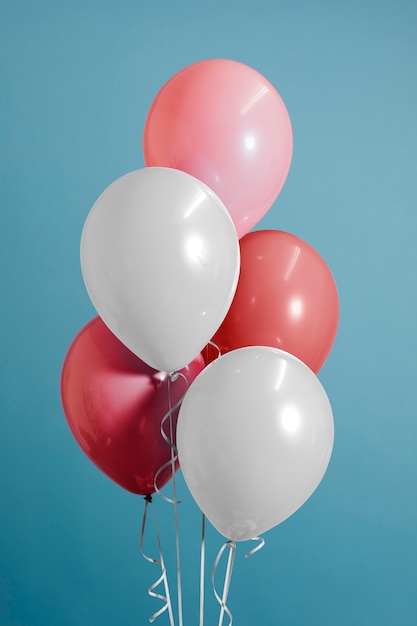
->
[208,230,339,373]
[80,167,240,373]
[143,58,293,238]
[177,346,334,542]
[61,317,205,495]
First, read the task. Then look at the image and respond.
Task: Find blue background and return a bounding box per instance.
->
[1,1,417,624]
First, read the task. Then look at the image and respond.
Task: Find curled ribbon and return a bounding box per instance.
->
[154,371,189,626]
[244,536,265,559]
[139,496,175,625]
[153,371,188,504]
[209,535,264,625]
[212,540,237,626]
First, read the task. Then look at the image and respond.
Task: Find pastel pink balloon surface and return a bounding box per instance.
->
[143,59,293,238]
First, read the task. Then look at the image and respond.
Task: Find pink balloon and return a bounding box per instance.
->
[143,59,293,238]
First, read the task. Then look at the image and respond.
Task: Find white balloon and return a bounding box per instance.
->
[80,168,240,372]
[177,346,334,541]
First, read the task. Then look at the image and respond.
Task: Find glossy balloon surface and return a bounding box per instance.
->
[80,167,240,372]
[177,346,334,541]
[209,230,339,373]
[61,317,205,495]
[143,59,293,238]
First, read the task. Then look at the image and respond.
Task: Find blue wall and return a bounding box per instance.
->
[1,1,416,624]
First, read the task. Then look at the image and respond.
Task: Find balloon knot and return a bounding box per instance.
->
[144,494,153,503]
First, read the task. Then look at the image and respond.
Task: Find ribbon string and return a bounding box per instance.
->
[153,372,188,504]
[167,373,184,626]
[152,372,188,626]
[244,536,265,559]
[139,497,175,625]
[199,514,206,626]
[212,540,236,626]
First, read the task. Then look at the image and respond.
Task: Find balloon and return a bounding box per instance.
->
[80,167,240,373]
[143,59,293,238]
[61,317,205,495]
[177,346,334,542]
[208,230,339,373]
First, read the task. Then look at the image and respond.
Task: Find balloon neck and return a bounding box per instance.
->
[144,494,153,503]
[169,371,179,382]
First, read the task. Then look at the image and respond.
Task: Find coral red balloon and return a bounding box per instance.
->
[209,230,339,373]
[61,317,205,495]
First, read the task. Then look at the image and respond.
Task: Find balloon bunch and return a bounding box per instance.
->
[61,58,339,623]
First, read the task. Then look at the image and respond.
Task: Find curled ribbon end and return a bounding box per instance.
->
[212,540,236,626]
[153,372,189,504]
[139,500,175,626]
[244,536,265,559]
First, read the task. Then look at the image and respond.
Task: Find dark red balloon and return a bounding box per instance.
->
[208,230,339,373]
[61,317,205,495]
